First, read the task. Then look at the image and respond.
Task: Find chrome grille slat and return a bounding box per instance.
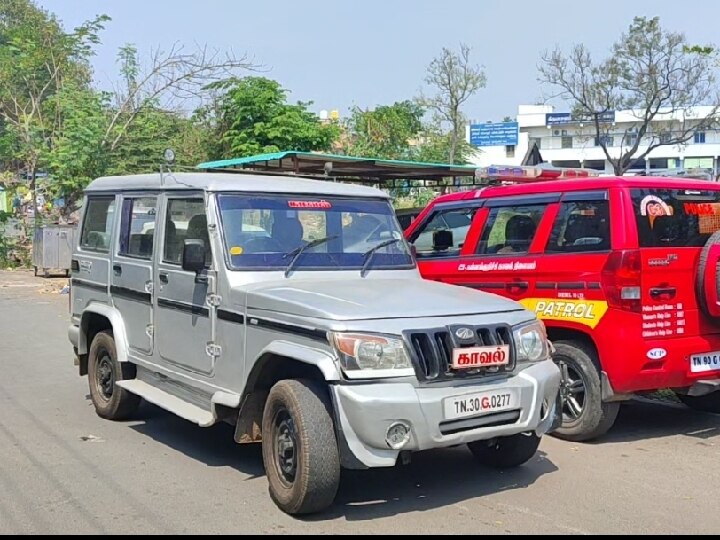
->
[405,324,516,382]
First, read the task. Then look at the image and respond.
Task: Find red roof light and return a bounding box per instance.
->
[476,165,600,184]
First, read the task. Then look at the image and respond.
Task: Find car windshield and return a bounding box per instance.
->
[217,194,414,271]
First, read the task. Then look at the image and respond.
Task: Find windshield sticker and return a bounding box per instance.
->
[229,246,244,256]
[288,200,332,209]
[684,202,720,216]
[458,260,537,272]
[520,298,608,329]
[640,195,673,228]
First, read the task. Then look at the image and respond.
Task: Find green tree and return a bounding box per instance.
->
[0,0,108,210]
[207,77,339,159]
[343,100,424,159]
[413,126,474,164]
[418,44,486,164]
[539,16,719,175]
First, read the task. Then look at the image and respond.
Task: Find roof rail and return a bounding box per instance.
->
[476,164,601,185]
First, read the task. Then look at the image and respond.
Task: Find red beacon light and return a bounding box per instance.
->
[476,165,600,184]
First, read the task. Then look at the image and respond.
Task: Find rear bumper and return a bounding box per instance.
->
[331,360,561,469]
[602,332,720,393]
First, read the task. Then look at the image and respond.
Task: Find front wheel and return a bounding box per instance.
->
[677,392,720,413]
[468,433,541,468]
[552,340,619,442]
[88,331,141,420]
[262,379,340,515]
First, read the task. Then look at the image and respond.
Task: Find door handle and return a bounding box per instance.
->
[507,281,529,291]
[159,272,169,283]
[650,286,676,299]
[113,264,122,276]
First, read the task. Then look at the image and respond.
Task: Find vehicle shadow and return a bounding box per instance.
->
[127,402,266,478]
[126,403,557,520]
[594,398,720,444]
[322,447,557,522]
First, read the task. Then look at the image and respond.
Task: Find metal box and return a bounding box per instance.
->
[32,225,77,277]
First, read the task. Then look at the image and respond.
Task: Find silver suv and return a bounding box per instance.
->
[68,172,561,514]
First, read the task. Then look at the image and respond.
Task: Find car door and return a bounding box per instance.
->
[454,195,558,301]
[111,195,158,356]
[526,191,612,330]
[154,194,216,376]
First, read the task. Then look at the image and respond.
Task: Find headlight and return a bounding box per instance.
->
[331,332,415,379]
[514,321,550,363]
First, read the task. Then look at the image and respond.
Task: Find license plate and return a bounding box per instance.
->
[690,352,720,373]
[452,344,510,369]
[443,388,520,421]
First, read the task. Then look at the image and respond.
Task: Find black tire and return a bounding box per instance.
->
[468,433,541,468]
[261,379,340,515]
[87,331,141,420]
[677,392,720,413]
[552,340,620,442]
[696,231,720,321]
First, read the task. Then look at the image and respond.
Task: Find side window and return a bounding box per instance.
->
[80,197,116,253]
[164,198,210,266]
[546,200,610,253]
[410,207,478,257]
[118,197,157,260]
[476,204,547,255]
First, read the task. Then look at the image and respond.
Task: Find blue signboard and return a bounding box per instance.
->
[546,111,615,126]
[469,122,519,147]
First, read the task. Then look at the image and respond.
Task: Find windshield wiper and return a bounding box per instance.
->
[360,238,403,277]
[283,235,338,277]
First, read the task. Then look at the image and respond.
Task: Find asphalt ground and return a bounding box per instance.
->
[1,269,719,534]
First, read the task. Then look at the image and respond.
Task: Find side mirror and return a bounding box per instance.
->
[182,239,206,274]
[432,229,454,251]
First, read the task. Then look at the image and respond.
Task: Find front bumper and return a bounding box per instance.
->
[332,359,561,469]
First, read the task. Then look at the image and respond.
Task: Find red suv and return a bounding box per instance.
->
[405,167,720,441]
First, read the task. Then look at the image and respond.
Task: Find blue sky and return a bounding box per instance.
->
[39,0,720,122]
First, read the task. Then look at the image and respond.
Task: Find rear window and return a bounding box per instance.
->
[632,188,720,247]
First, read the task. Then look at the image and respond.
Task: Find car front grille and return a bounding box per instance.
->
[404,324,515,382]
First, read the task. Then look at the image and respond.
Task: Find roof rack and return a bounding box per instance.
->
[476,164,601,185]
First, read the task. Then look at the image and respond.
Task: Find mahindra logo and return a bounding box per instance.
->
[455,328,474,340]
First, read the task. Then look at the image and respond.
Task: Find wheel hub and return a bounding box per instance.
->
[274,411,297,484]
[96,354,114,400]
[558,360,586,422]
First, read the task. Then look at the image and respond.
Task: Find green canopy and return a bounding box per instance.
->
[197,151,476,184]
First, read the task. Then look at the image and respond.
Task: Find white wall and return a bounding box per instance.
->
[467,104,720,173]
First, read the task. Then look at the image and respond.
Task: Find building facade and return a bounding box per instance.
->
[468,105,720,176]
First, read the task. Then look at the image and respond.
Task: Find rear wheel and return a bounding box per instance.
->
[677,392,720,413]
[552,340,619,442]
[468,433,541,468]
[261,379,340,515]
[695,231,720,320]
[88,331,141,420]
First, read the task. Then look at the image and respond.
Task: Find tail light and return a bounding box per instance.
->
[601,250,642,313]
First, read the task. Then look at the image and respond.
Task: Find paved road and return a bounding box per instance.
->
[2,269,720,534]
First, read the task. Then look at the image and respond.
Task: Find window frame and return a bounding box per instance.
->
[407,201,484,260]
[117,195,159,261]
[162,194,211,268]
[545,197,612,255]
[475,202,551,256]
[78,196,117,254]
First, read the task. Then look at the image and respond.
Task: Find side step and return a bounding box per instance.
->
[117,380,215,427]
